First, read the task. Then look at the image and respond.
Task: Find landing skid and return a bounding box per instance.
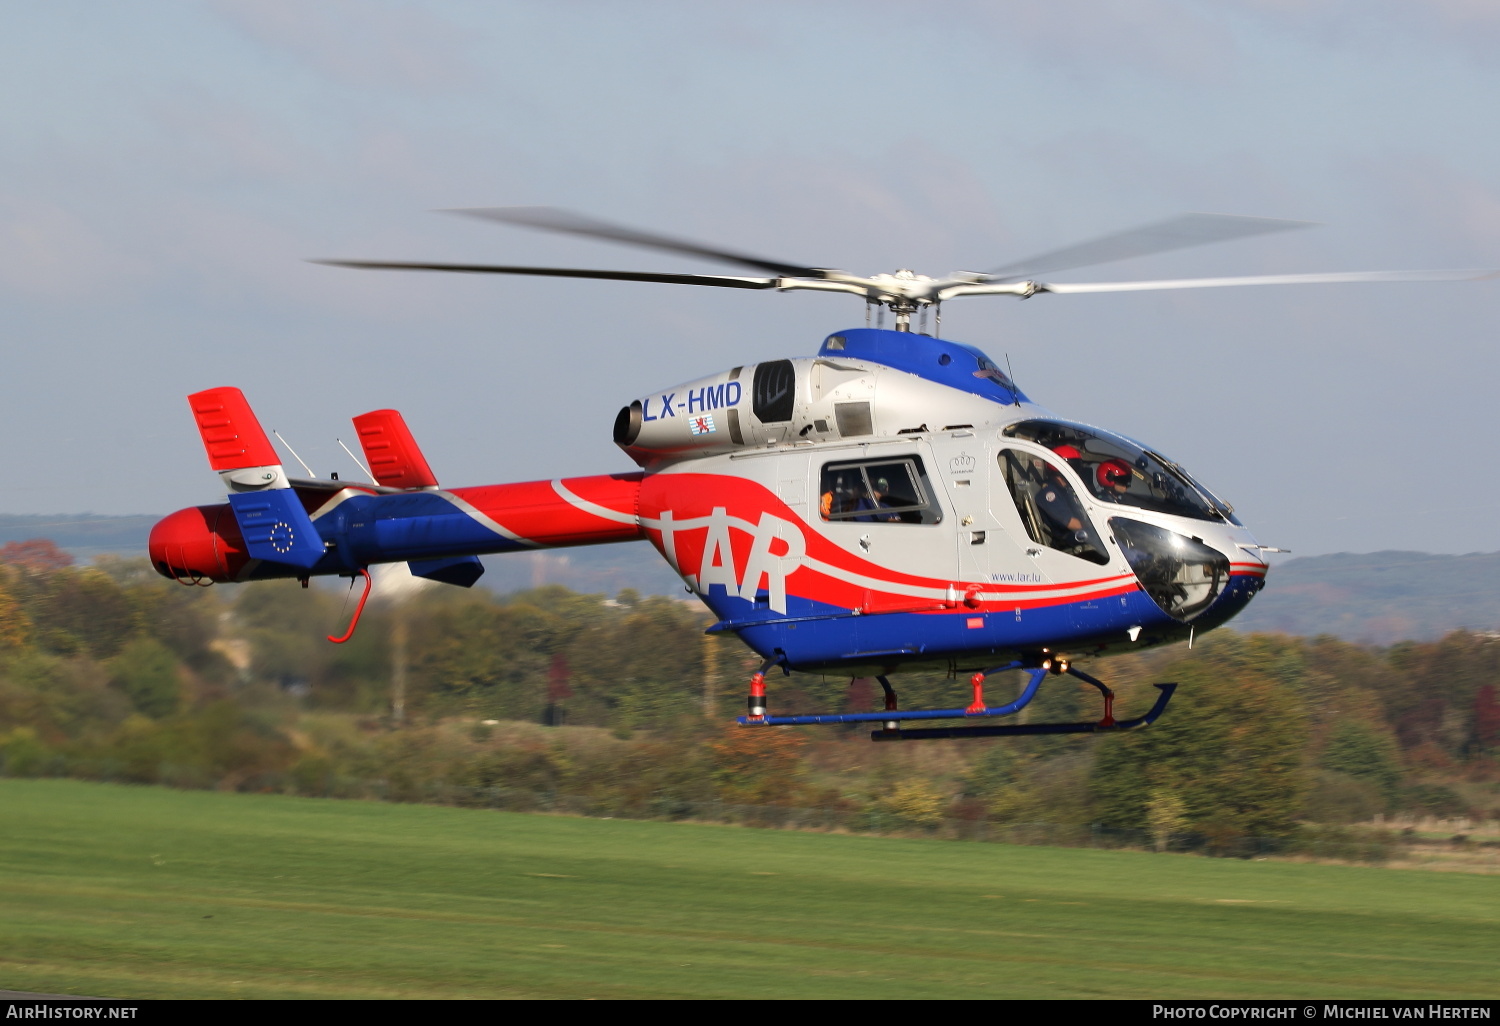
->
[737,658,1176,743]
[869,684,1175,741]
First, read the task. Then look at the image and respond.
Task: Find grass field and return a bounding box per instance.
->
[1,780,1497,999]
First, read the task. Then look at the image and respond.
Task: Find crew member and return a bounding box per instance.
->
[1035,460,1089,546]
[1096,458,1133,501]
[853,476,903,523]
[1051,442,1084,467]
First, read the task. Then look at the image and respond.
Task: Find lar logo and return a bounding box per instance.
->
[949,452,976,474]
[654,508,806,613]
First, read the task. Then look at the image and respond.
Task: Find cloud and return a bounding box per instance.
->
[143,92,315,185]
[1236,0,1500,66]
[0,196,155,299]
[848,0,1244,84]
[624,143,1013,280]
[1339,153,1500,264]
[210,0,476,91]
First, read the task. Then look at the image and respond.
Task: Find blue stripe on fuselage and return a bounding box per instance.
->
[730,589,1177,671]
[714,572,1262,672]
[241,490,530,579]
[337,492,533,564]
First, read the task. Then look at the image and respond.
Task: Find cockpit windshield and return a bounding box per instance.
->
[1001,419,1239,524]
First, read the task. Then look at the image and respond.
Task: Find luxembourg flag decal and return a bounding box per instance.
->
[689,413,716,436]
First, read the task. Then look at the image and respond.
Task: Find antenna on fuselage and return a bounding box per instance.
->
[336,438,377,484]
[273,430,316,478]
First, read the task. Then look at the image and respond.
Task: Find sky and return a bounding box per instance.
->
[1,1,1498,556]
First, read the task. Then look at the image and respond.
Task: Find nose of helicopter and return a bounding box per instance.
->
[1191,567,1268,633]
[1108,516,1267,633]
[148,504,245,583]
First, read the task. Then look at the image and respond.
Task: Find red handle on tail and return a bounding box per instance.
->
[328,568,373,644]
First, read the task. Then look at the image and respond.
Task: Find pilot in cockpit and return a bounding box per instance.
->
[1051,442,1084,467]
[1095,458,1133,501]
[1036,453,1087,542]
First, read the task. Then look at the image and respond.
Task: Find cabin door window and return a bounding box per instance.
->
[998,448,1109,566]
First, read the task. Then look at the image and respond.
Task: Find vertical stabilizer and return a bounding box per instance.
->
[186,387,325,569]
[353,409,439,488]
[189,387,280,472]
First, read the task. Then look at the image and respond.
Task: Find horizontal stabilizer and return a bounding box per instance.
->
[353,409,439,489]
[409,555,484,588]
[189,387,280,472]
[227,490,325,569]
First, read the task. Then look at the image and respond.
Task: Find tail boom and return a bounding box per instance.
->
[150,473,643,583]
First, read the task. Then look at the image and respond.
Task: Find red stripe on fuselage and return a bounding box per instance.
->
[450,473,643,548]
[638,471,1140,613]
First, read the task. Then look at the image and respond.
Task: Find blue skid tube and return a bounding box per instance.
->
[869,684,1177,741]
[737,664,1048,727]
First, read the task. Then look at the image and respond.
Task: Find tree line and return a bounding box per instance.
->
[0,538,1495,856]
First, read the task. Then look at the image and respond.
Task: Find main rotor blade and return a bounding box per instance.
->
[311,260,779,289]
[982,213,1314,282]
[1035,268,1500,294]
[444,206,828,279]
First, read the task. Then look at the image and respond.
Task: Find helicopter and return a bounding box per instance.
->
[147,208,1496,740]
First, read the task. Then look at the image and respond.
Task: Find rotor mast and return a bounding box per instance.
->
[855,270,929,333]
[774,269,1035,332]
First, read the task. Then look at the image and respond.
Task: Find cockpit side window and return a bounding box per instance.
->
[819,456,942,525]
[1002,419,1237,524]
[999,449,1110,565]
